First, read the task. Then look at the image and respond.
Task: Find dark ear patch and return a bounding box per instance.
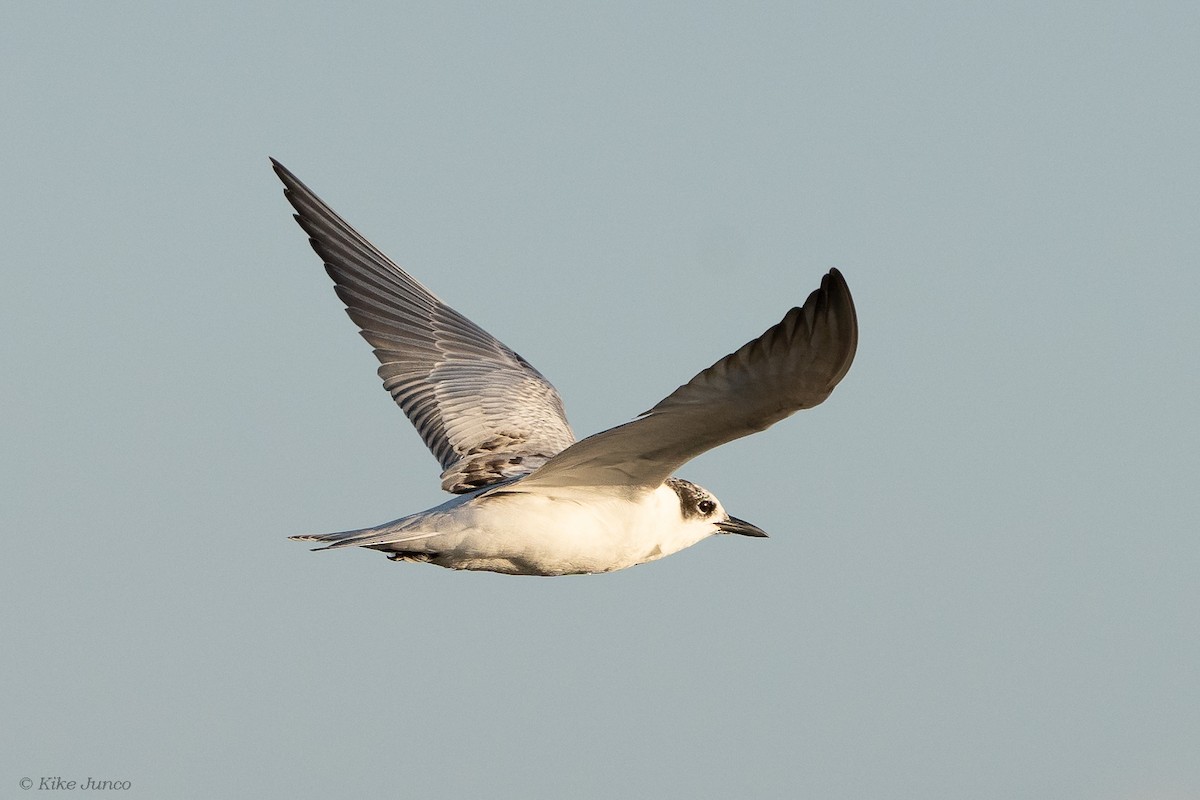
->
[666,477,716,520]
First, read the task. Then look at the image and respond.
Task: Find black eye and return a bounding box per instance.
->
[697,499,716,515]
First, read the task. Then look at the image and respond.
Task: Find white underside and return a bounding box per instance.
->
[348,484,718,576]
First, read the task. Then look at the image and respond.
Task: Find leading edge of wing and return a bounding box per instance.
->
[270,159,577,492]
[514,269,858,490]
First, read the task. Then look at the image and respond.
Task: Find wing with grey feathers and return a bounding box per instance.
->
[515,269,857,490]
[272,159,577,493]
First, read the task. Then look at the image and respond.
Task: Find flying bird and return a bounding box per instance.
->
[272,159,857,576]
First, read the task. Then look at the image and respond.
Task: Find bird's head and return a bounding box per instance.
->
[665,477,769,539]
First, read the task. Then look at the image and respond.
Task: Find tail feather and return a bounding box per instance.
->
[289,524,440,552]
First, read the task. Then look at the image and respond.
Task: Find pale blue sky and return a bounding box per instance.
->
[3,3,1198,798]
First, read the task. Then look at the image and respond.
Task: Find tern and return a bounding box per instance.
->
[273,159,857,576]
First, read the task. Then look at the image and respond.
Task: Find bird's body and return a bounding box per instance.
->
[313,480,722,576]
[272,159,858,576]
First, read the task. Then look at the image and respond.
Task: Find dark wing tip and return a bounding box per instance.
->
[270,158,312,202]
[761,267,858,404]
[820,268,852,311]
[817,267,858,378]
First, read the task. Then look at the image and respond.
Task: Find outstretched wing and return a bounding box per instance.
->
[516,269,857,490]
[272,159,576,493]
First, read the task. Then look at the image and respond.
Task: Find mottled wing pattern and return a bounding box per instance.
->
[272,160,577,492]
[517,269,857,490]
